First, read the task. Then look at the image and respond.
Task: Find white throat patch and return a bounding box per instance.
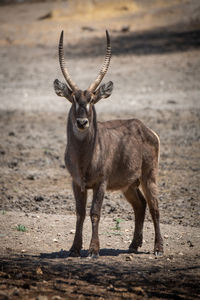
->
[72,122,89,140]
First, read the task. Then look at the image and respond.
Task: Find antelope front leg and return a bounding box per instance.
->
[89,183,106,258]
[69,181,87,257]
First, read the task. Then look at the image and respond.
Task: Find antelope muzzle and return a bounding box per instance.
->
[76,118,89,131]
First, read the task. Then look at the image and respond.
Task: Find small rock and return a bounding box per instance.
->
[164,234,169,239]
[27,175,35,180]
[38,11,53,20]
[8,131,15,136]
[67,257,73,261]
[114,287,127,292]
[53,239,58,243]
[107,284,114,291]
[36,266,43,275]
[82,26,95,32]
[121,25,130,32]
[34,196,44,202]
[125,255,134,261]
[166,255,173,261]
[36,296,48,300]
[12,287,19,296]
[8,161,18,168]
[179,252,184,256]
[70,229,75,234]
[191,167,200,172]
[132,286,146,296]
[187,240,194,247]
[0,150,5,155]
[52,296,62,300]
[120,6,128,11]
[167,100,177,104]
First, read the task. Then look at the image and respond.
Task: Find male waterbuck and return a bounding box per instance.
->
[54,30,163,257]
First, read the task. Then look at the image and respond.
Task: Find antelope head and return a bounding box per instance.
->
[54,30,113,133]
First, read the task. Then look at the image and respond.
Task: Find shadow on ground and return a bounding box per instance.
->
[66,24,200,58]
[40,248,150,259]
[40,248,130,258]
[0,254,199,299]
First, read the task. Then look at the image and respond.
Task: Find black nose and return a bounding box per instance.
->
[76,118,89,129]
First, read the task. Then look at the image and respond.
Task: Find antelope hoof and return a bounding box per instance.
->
[128,246,138,254]
[69,248,81,257]
[154,242,164,257]
[88,246,99,259]
[87,252,99,259]
[154,250,164,257]
[129,238,142,253]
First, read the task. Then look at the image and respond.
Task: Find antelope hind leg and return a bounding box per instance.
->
[123,185,146,252]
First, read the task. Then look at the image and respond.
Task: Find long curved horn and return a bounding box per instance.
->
[58,30,78,91]
[88,30,111,93]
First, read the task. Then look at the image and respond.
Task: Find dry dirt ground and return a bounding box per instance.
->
[0,0,200,299]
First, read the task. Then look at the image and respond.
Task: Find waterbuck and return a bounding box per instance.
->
[54,30,164,257]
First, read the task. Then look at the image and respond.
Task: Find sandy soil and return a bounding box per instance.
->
[0,0,200,299]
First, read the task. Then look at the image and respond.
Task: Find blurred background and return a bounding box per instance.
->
[0,0,200,112]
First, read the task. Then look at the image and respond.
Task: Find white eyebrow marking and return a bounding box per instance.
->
[74,99,79,111]
[86,103,90,112]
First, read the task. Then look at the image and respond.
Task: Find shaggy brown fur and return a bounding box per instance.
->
[53,30,163,257]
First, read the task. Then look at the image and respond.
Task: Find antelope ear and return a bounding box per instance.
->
[53,79,73,103]
[93,81,113,103]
